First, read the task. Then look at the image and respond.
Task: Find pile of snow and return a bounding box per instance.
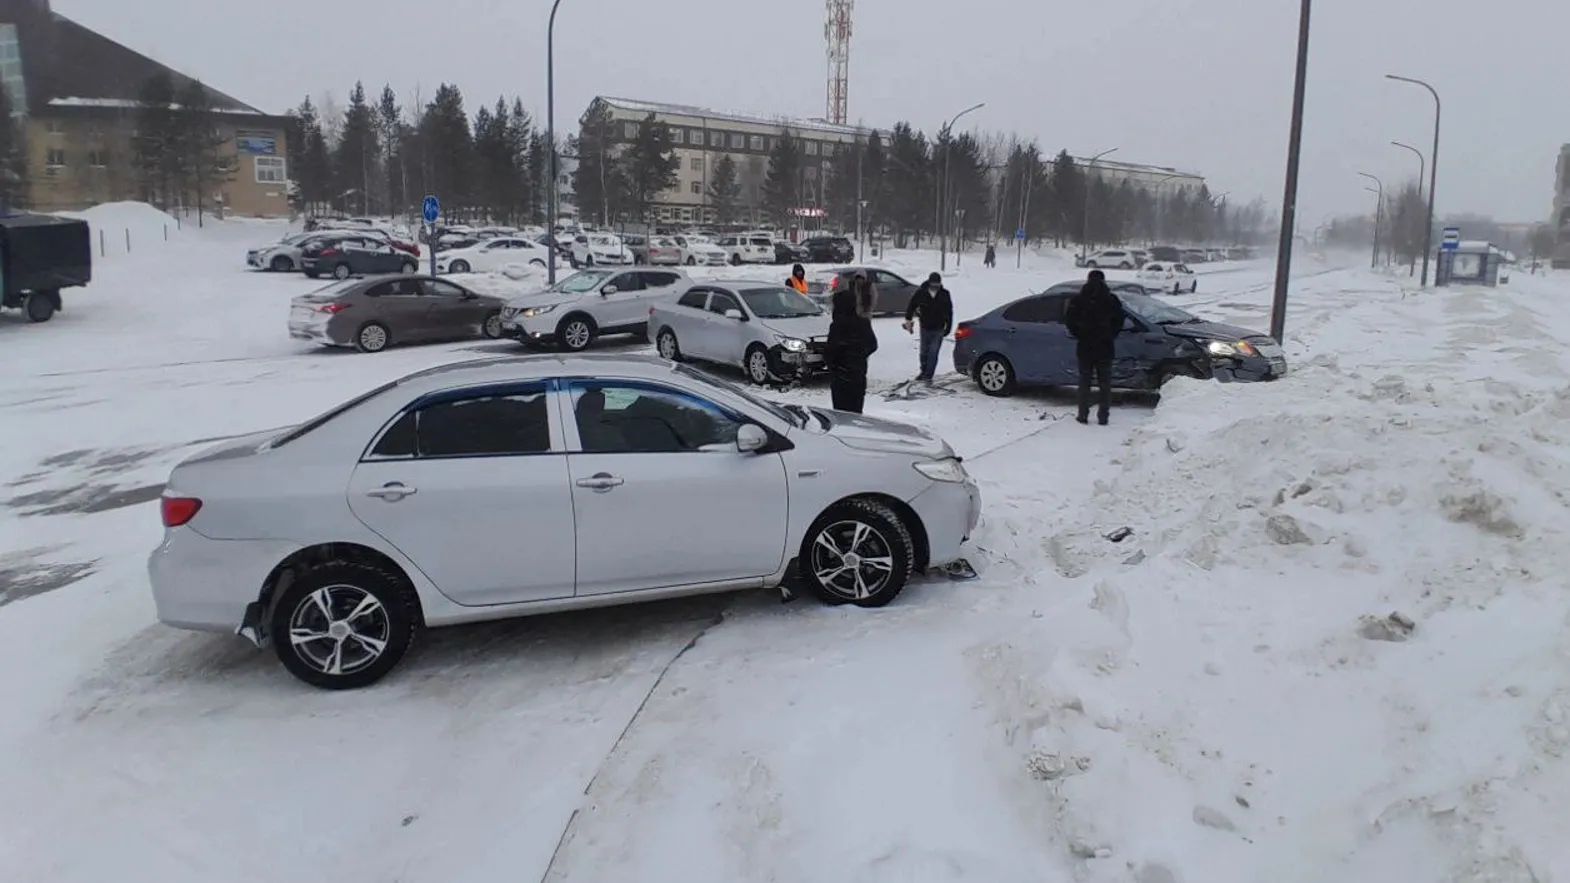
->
[54,201,180,245]
[976,354,1570,881]
[446,264,548,297]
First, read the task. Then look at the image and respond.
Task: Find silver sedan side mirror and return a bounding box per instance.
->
[736,423,768,453]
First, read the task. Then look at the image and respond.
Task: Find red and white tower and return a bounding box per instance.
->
[824,0,853,125]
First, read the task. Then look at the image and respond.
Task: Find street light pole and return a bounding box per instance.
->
[1390,140,1425,276]
[545,0,566,286]
[1386,74,1441,286]
[1357,172,1383,268]
[1269,0,1312,343]
[1080,147,1118,261]
[937,102,984,272]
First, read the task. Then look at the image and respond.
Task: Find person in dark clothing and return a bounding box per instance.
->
[1063,269,1126,425]
[826,271,878,412]
[902,272,954,384]
[984,243,996,268]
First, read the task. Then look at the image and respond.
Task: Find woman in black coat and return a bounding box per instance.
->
[825,272,878,413]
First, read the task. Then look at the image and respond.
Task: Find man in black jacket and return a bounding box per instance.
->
[1063,270,1125,425]
[902,272,954,384]
[826,272,878,412]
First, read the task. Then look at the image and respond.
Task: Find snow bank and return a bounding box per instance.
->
[446,264,548,297]
[983,354,1570,881]
[55,201,180,245]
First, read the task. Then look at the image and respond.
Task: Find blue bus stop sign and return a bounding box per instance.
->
[422,195,440,224]
[1014,228,1026,241]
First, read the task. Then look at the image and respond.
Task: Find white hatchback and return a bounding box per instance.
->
[148,354,982,689]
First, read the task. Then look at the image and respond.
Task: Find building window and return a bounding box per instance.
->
[690,156,703,172]
[709,131,723,148]
[690,181,701,195]
[45,148,65,168]
[670,128,683,144]
[46,119,64,135]
[255,156,287,184]
[691,129,703,144]
[680,208,693,222]
[822,142,835,157]
[749,135,763,150]
[729,133,744,149]
[804,141,819,156]
[87,149,108,168]
[623,122,638,139]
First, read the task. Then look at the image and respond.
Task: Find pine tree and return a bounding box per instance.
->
[471,102,502,220]
[572,100,627,226]
[377,86,407,218]
[861,131,886,237]
[132,72,180,209]
[1044,150,1082,247]
[335,82,379,215]
[418,84,474,219]
[706,153,740,225]
[761,129,802,226]
[822,139,861,232]
[507,99,535,223]
[0,81,27,210]
[624,112,679,223]
[525,129,549,225]
[883,123,932,245]
[174,79,236,225]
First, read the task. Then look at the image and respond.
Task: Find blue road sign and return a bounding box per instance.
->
[1441,226,1460,251]
[422,195,440,224]
[1014,228,1026,241]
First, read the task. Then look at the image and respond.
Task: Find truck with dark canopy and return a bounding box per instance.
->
[0,213,92,323]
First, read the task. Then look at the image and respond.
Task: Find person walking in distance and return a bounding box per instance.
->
[785,263,808,294]
[902,272,953,385]
[825,271,879,412]
[984,243,997,268]
[1063,269,1125,425]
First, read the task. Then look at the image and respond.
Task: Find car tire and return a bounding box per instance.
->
[744,344,773,385]
[1119,261,1132,269]
[656,327,683,362]
[401,261,418,274]
[557,314,597,351]
[356,322,391,353]
[685,256,696,266]
[530,258,545,269]
[449,259,470,274]
[1191,282,1199,293]
[24,292,56,323]
[269,255,293,272]
[800,498,916,608]
[332,263,352,281]
[974,354,1016,397]
[482,311,503,339]
[268,559,419,690]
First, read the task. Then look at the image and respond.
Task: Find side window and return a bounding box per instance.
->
[749,237,771,248]
[1000,296,1064,324]
[718,237,736,246]
[420,279,467,298]
[677,288,709,309]
[641,272,679,288]
[570,382,741,454]
[374,278,422,297]
[874,271,906,288]
[607,272,643,292]
[707,291,741,315]
[369,386,553,459]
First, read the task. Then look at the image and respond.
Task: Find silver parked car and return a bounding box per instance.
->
[648,280,831,385]
[247,232,326,272]
[148,354,982,689]
[500,268,690,351]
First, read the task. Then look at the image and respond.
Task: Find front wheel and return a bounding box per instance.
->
[729,253,742,266]
[656,328,683,362]
[268,560,419,690]
[800,498,916,608]
[1086,261,1099,269]
[745,345,773,385]
[530,258,545,269]
[400,261,418,274]
[557,315,597,351]
[269,255,293,272]
[449,259,470,274]
[685,256,697,266]
[481,311,503,339]
[974,354,1016,397]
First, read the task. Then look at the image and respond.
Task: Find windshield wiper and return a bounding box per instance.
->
[781,403,811,428]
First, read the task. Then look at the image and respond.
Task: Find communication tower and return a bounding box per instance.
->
[824,0,853,125]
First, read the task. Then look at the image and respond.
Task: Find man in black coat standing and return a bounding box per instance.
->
[902,272,954,385]
[1063,269,1125,425]
[826,272,878,413]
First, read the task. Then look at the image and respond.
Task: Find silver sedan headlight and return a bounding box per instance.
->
[773,335,807,352]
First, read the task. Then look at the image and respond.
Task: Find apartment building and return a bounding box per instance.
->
[1074,155,1206,194]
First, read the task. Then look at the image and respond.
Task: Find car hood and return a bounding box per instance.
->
[812,409,954,458]
[505,288,578,309]
[1162,320,1269,342]
[757,315,831,339]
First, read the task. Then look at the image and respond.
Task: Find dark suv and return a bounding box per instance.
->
[801,236,855,263]
[301,234,420,279]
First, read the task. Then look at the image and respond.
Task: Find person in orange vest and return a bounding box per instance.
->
[785,263,808,294]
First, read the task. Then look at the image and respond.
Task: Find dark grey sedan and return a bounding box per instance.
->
[806,266,921,316]
[288,276,508,353]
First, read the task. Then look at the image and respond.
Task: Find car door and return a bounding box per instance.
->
[363,277,432,341]
[598,271,645,330]
[637,270,683,309]
[473,240,510,271]
[347,382,577,606]
[561,379,789,594]
[872,270,916,316]
[418,278,487,340]
[702,288,749,365]
[999,294,1074,385]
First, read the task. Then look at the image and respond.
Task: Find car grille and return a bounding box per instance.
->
[806,335,829,356]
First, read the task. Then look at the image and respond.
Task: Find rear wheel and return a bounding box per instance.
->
[449,259,471,274]
[1119,261,1132,269]
[24,292,57,323]
[656,327,683,362]
[974,354,1016,397]
[482,311,503,339]
[268,560,419,690]
[800,498,916,608]
[332,263,352,280]
[1086,261,1099,269]
[685,256,697,266]
[400,261,418,274]
[356,322,390,353]
[729,253,742,266]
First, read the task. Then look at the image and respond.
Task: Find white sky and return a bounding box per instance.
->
[53,0,1569,225]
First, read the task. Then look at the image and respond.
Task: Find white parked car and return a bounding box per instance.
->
[1082,248,1141,269]
[715,233,774,265]
[649,280,831,385]
[1139,261,1199,293]
[571,233,634,267]
[435,237,559,274]
[148,354,982,689]
[499,267,690,350]
[674,235,729,266]
[247,233,323,272]
[644,236,686,266]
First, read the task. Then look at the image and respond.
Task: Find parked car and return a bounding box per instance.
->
[673,235,729,266]
[774,239,810,265]
[435,237,557,274]
[800,236,856,264]
[436,237,483,254]
[1081,248,1141,269]
[247,232,324,272]
[1181,249,1208,264]
[499,267,690,351]
[716,233,775,265]
[300,234,421,279]
[1147,246,1183,263]
[621,233,650,264]
[287,275,508,353]
[644,236,686,266]
[1129,249,1151,267]
[952,285,1286,397]
[570,233,634,268]
[648,280,831,384]
[148,353,981,688]
[1139,261,1199,293]
[810,266,922,317]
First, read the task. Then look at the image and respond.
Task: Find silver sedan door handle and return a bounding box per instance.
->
[366,482,417,501]
[575,473,625,492]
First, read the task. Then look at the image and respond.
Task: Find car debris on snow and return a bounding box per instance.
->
[1358,610,1417,642]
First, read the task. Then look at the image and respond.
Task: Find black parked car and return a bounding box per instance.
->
[773,239,809,265]
[951,281,1287,396]
[801,236,855,263]
[301,234,420,280]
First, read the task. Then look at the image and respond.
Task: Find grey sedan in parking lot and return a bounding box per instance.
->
[289,275,509,353]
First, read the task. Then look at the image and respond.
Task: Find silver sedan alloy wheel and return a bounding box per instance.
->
[657,330,679,360]
[287,584,392,677]
[563,320,592,350]
[810,520,896,601]
[747,349,771,384]
[978,359,1009,392]
[359,324,388,352]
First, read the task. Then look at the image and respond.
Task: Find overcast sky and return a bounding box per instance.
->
[54,0,1567,225]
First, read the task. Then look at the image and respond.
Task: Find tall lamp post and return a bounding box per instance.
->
[1357,171,1384,268]
[1385,74,1441,286]
[1390,140,1425,275]
[545,0,567,286]
[1269,0,1312,343]
[936,102,984,272]
[1080,147,1118,261]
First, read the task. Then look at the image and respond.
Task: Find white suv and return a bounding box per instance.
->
[499,267,690,350]
[716,233,774,265]
[1083,249,1140,269]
